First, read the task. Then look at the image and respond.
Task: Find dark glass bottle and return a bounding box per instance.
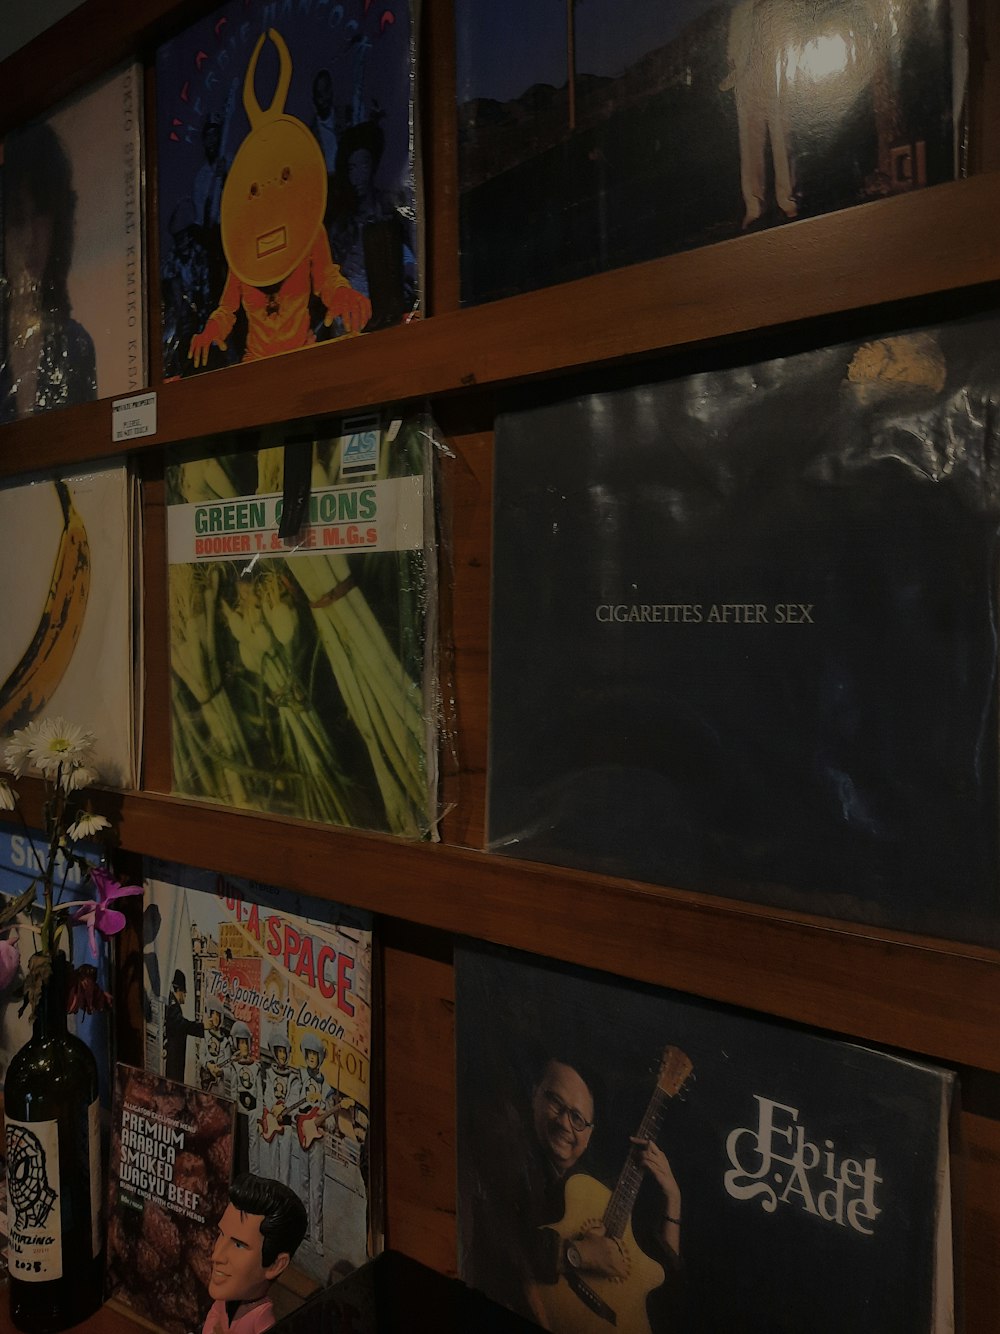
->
[4,954,104,1333]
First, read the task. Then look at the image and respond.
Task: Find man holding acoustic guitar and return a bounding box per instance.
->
[468,1048,690,1334]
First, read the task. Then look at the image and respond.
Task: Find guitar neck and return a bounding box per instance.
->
[603,1088,670,1240]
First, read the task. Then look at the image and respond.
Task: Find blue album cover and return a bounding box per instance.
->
[156,0,418,380]
[456,943,956,1334]
[0,826,112,1106]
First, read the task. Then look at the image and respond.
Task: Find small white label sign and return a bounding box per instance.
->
[112,391,157,442]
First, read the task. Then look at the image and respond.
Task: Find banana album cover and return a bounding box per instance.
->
[142,858,377,1289]
[0,62,145,419]
[456,0,966,306]
[156,0,419,380]
[456,942,957,1334]
[0,464,141,788]
[488,308,1000,946]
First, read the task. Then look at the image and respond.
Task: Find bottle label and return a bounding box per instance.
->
[5,1116,63,1281]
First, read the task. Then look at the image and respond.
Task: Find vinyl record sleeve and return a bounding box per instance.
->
[456,942,957,1334]
[0,62,145,419]
[105,1064,237,1334]
[0,828,112,1275]
[455,0,965,306]
[142,858,376,1288]
[156,0,420,380]
[488,311,1000,944]
[0,463,141,788]
[164,411,437,836]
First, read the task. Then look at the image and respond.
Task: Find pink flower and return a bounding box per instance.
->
[0,931,19,992]
[70,868,143,953]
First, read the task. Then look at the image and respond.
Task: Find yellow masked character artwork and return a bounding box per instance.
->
[189,29,371,367]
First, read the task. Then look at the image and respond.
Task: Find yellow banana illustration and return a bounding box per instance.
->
[0,479,91,732]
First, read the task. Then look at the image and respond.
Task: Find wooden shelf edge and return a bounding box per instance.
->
[3,173,1000,478]
[28,783,998,1077]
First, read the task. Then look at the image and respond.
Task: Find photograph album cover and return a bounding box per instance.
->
[456,0,967,305]
[456,943,957,1334]
[1,61,145,418]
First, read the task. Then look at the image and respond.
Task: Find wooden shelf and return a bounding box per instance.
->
[12,781,991,1077]
[2,171,1000,479]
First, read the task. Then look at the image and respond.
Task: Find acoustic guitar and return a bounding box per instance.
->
[531,1045,693,1334]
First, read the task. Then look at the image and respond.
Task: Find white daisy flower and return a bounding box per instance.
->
[4,720,43,777]
[0,778,16,811]
[60,764,98,793]
[67,812,110,841]
[29,718,96,777]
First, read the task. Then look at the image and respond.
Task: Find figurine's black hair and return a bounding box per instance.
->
[229,1172,308,1268]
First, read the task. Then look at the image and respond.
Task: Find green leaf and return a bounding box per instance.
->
[0,883,38,929]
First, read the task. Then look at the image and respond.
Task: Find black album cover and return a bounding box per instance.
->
[456,943,957,1334]
[488,311,1000,943]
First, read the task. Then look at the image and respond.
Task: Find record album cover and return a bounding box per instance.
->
[143,858,376,1286]
[1,62,145,419]
[456,0,966,306]
[456,943,957,1334]
[105,1065,237,1334]
[0,828,112,1099]
[488,310,1000,944]
[165,411,437,836]
[156,0,419,380]
[0,828,112,1274]
[0,463,142,788]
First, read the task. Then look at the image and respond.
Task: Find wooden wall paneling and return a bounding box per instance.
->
[435,396,494,849]
[969,0,1000,173]
[139,458,171,794]
[382,922,458,1274]
[961,1111,1000,1330]
[422,0,460,316]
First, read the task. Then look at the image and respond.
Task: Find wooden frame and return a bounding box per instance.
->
[2,0,1000,1328]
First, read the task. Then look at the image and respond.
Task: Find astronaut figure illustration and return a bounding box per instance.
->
[198,995,233,1098]
[231,1020,263,1176]
[188,27,371,367]
[290,1031,332,1248]
[259,1031,301,1181]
